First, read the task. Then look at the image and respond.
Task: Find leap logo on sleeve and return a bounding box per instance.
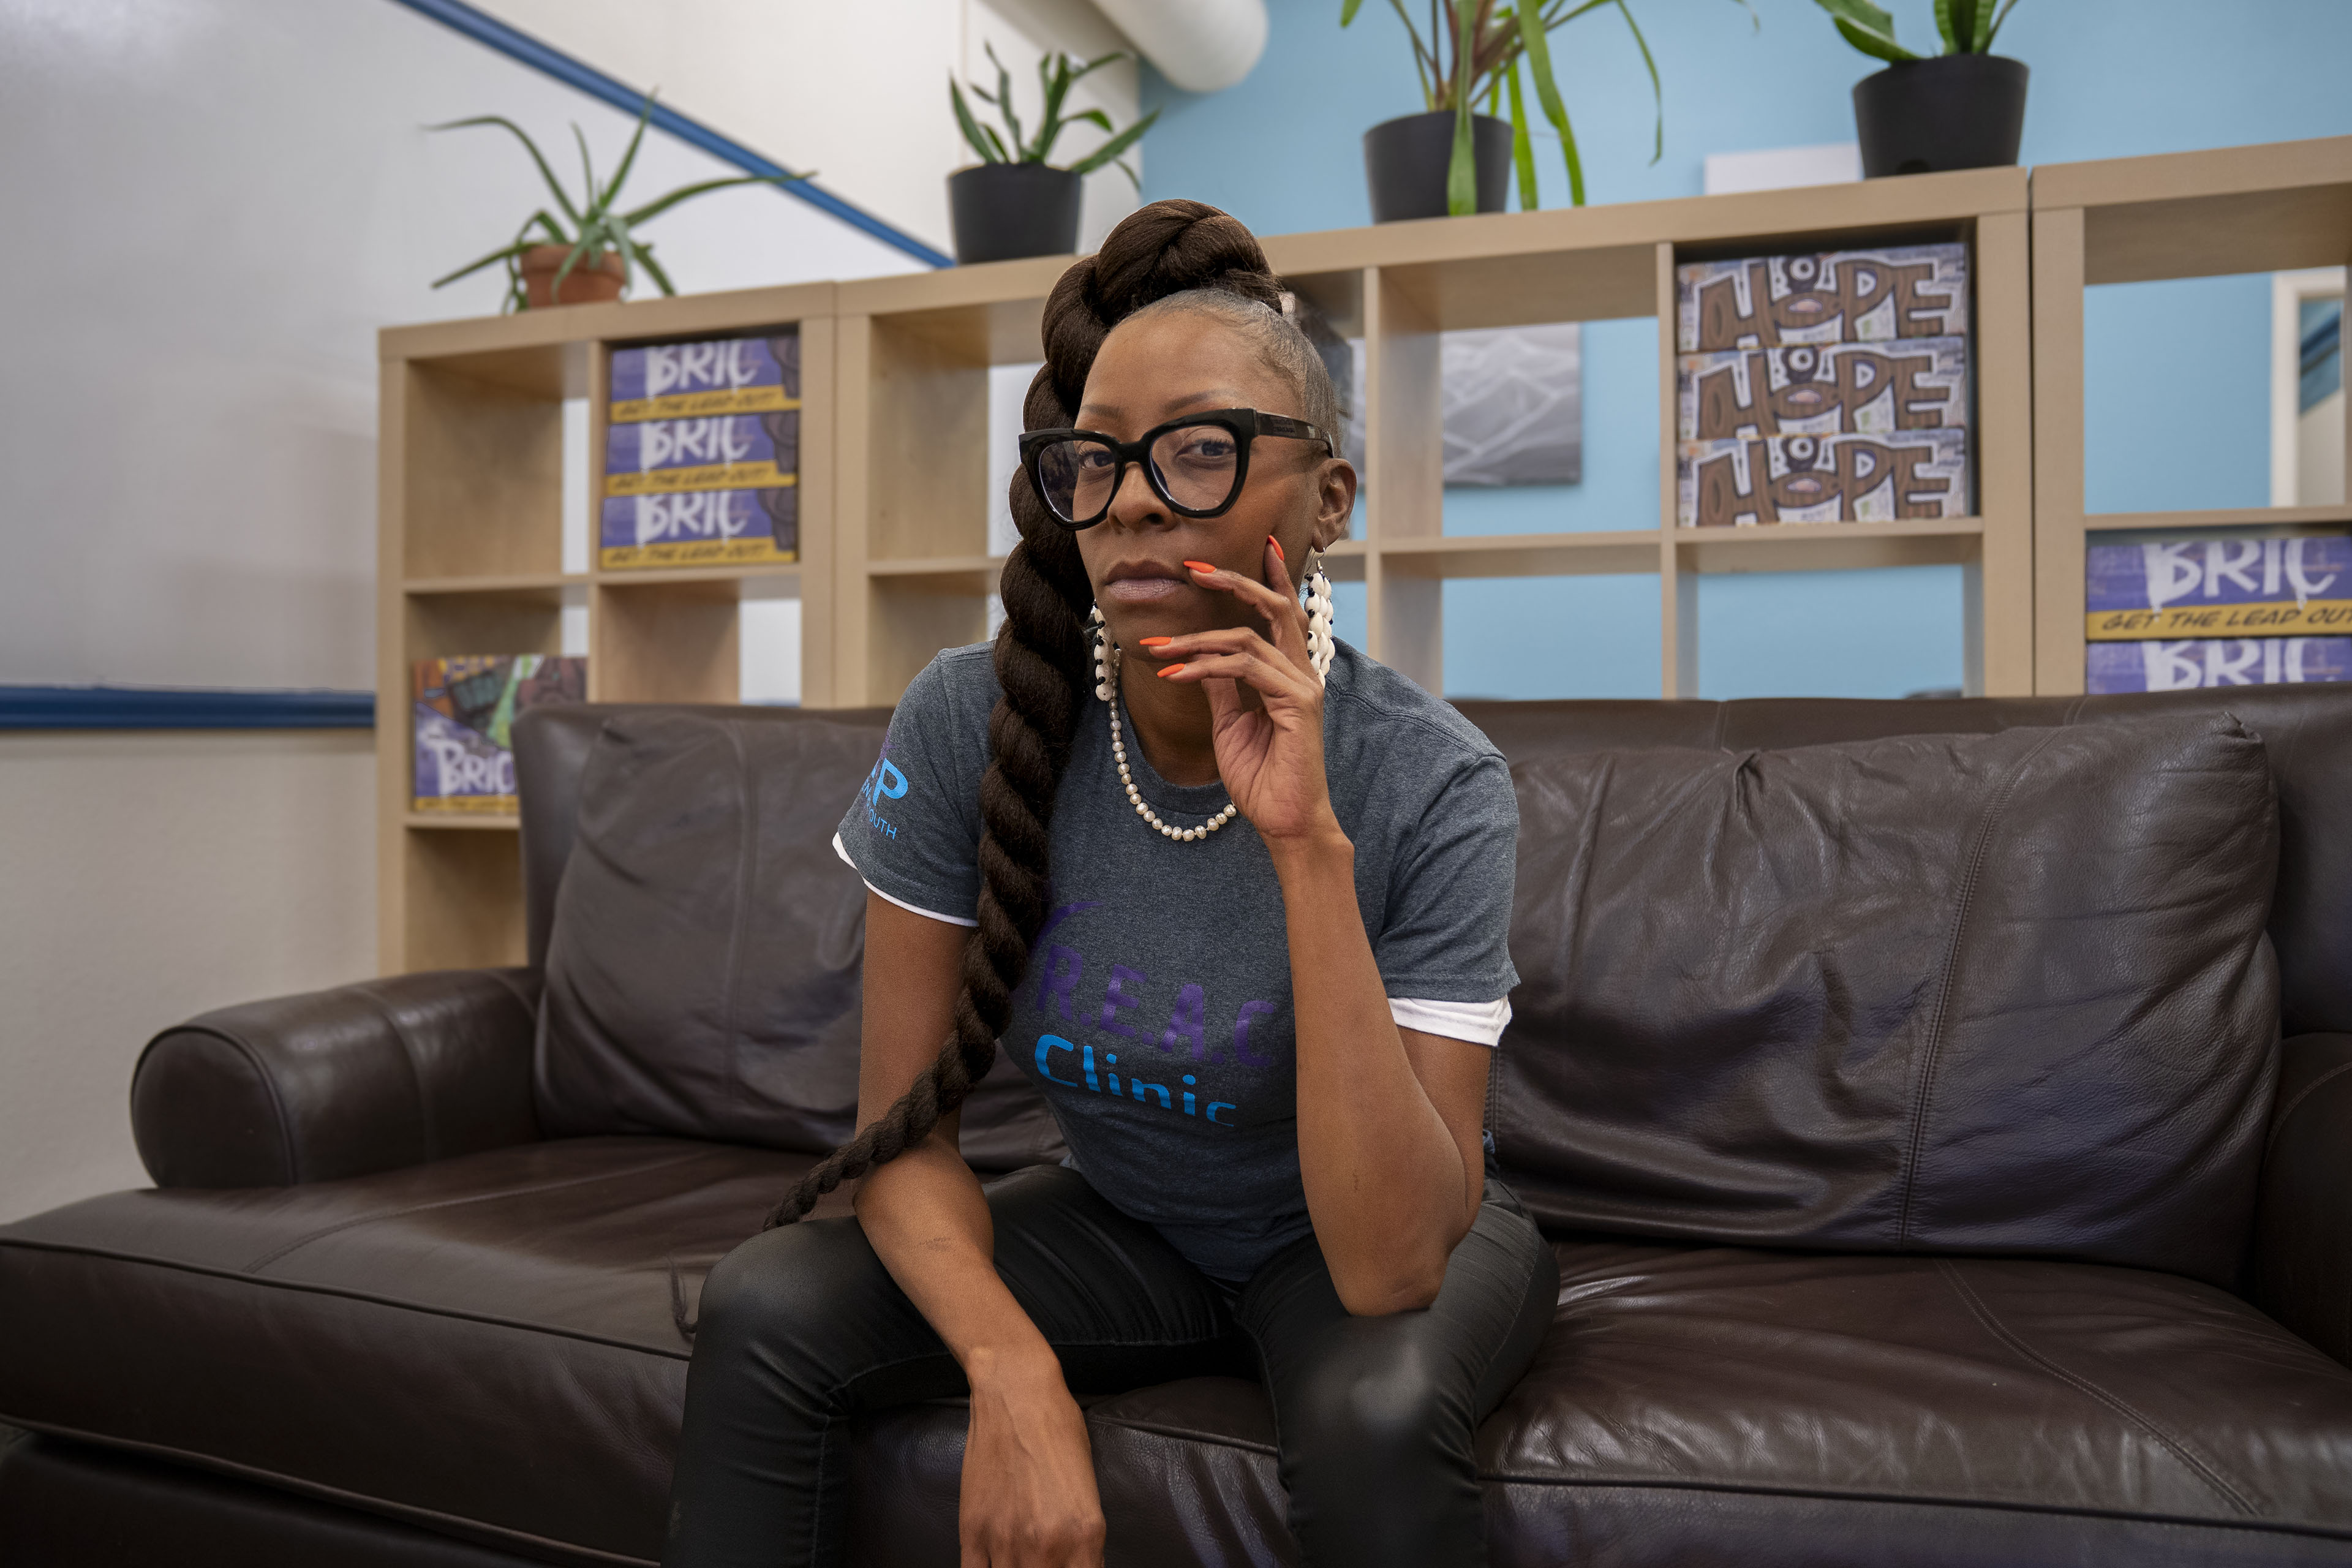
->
[861,748,910,839]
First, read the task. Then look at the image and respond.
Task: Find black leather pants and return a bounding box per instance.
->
[663,1164,1557,1567]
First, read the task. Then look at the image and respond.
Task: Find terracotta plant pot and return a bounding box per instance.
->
[1363,110,1510,224]
[517,244,628,309]
[1852,54,2029,178]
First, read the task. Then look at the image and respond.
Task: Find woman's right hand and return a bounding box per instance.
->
[958,1343,1106,1568]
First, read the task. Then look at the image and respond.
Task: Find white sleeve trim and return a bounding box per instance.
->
[1389,995,1512,1048]
[833,832,979,927]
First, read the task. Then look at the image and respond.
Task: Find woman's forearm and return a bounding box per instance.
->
[854,1133,1058,1375]
[1270,828,1477,1314]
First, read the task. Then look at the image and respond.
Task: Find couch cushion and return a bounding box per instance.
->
[1496,712,2282,1286]
[846,1243,2352,1567]
[536,711,878,1151]
[533,710,1064,1169]
[0,1137,804,1566]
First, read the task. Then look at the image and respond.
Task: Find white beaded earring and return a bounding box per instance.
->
[1303,551,1335,685]
[1091,605,1116,702]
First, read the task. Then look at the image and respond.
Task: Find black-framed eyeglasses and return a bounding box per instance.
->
[1019,408,1335,530]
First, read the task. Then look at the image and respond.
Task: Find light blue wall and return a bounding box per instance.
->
[1142,0,2352,698]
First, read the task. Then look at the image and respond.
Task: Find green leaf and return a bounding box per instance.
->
[428,115,581,227]
[431,240,538,290]
[571,124,603,221]
[1810,0,1917,60]
[1113,157,1142,189]
[1611,0,1664,164]
[1983,0,2023,47]
[1063,108,1159,176]
[1934,0,1959,53]
[1516,2,1585,206]
[1067,108,1115,134]
[987,42,1025,161]
[603,94,658,214]
[631,239,677,298]
[1506,52,1537,210]
[951,78,1003,162]
[1342,0,1366,23]
[1447,0,1478,214]
[617,172,795,228]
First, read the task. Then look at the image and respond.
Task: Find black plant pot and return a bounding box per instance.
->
[948,164,1082,265]
[1852,54,2029,178]
[1363,111,1510,224]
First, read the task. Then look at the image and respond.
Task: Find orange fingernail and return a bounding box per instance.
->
[1183,559,1216,573]
[1156,663,1186,677]
[1268,535,1284,561]
[1139,636,1174,647]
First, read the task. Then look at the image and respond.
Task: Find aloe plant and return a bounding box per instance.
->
[430,94,811,312]
[950,43,1159,189]
[1812,0,2024,61]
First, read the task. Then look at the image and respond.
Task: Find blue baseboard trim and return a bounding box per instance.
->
[389,0,954,270]
[0,687,376,731]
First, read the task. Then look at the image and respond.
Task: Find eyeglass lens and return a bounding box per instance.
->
[1035,424,1242,523]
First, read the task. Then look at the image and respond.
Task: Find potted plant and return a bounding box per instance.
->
[1341,1,1745,223]
[1814,0,2029,177]
[948,45,1158,265]
[429,96,810,311]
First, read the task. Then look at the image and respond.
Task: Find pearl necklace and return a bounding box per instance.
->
[1103,644,1238,843]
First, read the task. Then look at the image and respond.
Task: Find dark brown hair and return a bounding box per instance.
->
[763,200,1300,1228]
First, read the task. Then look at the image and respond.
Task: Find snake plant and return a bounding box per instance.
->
[429,94,811,312]
[1812,0,2026,62]
[950,43,1159,189]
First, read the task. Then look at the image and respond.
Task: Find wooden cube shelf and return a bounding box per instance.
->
[2032,136,2352,693]
[374,135,2351,971]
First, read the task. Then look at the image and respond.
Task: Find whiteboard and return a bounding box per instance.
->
[0,0,924,693]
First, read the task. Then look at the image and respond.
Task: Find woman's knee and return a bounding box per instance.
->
[1284,1332,1460,1469]
[691,1217,884,1360]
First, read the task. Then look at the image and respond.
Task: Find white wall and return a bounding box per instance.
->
[0,0,1124,1221]
[0,731,376,1223]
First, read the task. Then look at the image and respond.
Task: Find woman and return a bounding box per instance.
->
[665,200,1556,1568]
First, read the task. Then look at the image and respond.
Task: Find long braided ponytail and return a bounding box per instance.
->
[763,200,1287,1228]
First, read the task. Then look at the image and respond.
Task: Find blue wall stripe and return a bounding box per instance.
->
[388,0,954,270]
[0,688,375,731]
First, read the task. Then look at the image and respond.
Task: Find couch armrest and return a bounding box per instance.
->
[2253,1031,2352,1365]
[130,968,543,1188]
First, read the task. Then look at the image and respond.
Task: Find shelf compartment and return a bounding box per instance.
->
[403,586,568,663]
[2084,504,2352,534]
[401,830,526,971]
[1675,518,1984,575]
[396,361,564,581]
[1382,530,1659,579]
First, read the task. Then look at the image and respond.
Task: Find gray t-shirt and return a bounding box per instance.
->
[834,638,1519,1281]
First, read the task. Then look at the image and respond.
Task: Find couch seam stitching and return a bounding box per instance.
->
[349,982,438,1167]
[0,1235,695,1362]
[1894,728,2062,1245]
[238,1148,721,1273]
[2263,1058,2352,1161]
[1935,1259,2261,1517]
[0,1414,655,1565]
[1472,1468,2346,1539]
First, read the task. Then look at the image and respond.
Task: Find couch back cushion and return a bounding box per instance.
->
[535,710,1063,1166]
[1494,712,2281,1287]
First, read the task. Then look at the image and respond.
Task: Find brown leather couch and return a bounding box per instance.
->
[6,686,2352,1567]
